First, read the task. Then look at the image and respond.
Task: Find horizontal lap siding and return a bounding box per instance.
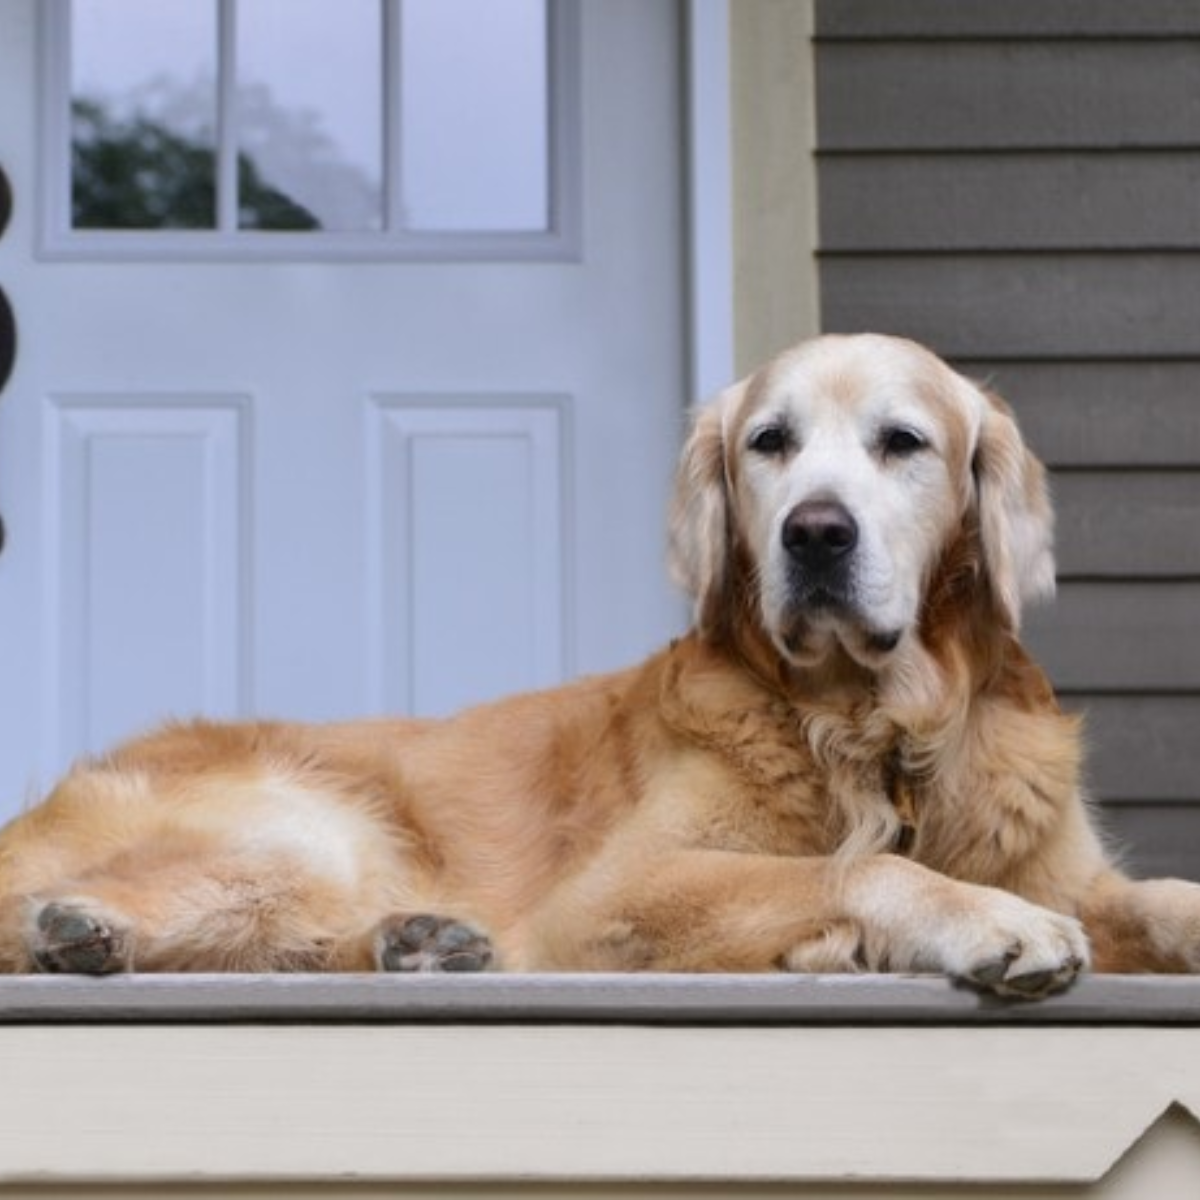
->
[1068,697,1200,797]
[821,154,1200,251]
[818,43,1200,151]
[1052,474,1200,578]
[814,4,1200,879]
[968,362,1200,467]
[822,255,1200,358]
[816,1,1200,41]
[1101,804,1200,879]
[1025,583,1200,690]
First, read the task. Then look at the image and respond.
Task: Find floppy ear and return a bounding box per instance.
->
[668,385,739,634]
[972,387,1056,630]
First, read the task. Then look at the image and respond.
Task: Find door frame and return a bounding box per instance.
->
[688,0,823,393]
[686,0,736,400]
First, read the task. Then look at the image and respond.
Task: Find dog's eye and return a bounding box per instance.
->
[880,427,927,458]
[748,425,789,456]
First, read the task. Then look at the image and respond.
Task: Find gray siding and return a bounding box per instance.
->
[814,0,1200,880]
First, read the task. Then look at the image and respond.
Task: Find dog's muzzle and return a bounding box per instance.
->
[781,499,858,608]
[776,498,904,663]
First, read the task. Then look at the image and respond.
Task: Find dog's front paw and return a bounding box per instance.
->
[942,892,1089,1000]
[374,913,495,973]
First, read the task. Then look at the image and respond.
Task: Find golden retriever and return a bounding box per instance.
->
[2,334,1199,997]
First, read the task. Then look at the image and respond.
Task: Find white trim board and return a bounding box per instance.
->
[1,1013,1199,1185]
[3,977,1199,1186]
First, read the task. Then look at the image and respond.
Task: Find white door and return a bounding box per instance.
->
[0,0,691,820]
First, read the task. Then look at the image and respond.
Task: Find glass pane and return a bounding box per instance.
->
[236,0,383,232]
[400,0,549,232]
[71,0,218,229]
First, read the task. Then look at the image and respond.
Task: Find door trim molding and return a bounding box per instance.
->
[727,0,821,376]
[685,0,736,402]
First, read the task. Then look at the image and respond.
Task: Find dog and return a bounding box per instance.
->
[2,334,1199,997]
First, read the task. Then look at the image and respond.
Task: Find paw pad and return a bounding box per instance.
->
[31,902,128,975]
[375,913,494,973]
[963,943,1085,1000]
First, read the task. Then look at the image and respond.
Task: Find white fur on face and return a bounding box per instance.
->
[729,336,981,669]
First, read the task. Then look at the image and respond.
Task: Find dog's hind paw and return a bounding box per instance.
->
[28,900,131,975]
[374,913,494,973]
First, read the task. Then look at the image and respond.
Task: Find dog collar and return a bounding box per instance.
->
[885,751,919,856]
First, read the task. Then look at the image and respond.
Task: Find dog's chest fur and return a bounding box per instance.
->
[656,637,913,859]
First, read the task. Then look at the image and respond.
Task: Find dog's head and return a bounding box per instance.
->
[670,334,1054,677]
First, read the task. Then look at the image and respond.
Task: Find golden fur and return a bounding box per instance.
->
[2,334,1198,996]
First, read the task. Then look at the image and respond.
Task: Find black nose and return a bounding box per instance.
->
[781,500,859,569]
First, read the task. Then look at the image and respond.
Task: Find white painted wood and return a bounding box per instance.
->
[729,0,821,373]
[0,1019,1198,1185]
[1,979,1199,1194]
[365,396,568,714]
[0,0,694,816]
[0,1145,1196,1200]
[686,0,736,399]
[42,395,248,762]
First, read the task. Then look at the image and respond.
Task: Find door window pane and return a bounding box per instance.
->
[400,0,549,232]
[58,0,570,252]
[71,0,218,229]
[236,0,383,231]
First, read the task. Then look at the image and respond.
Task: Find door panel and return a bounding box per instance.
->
[44,395,248,756]
[365,394,568,717]
[0,0,687,818]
